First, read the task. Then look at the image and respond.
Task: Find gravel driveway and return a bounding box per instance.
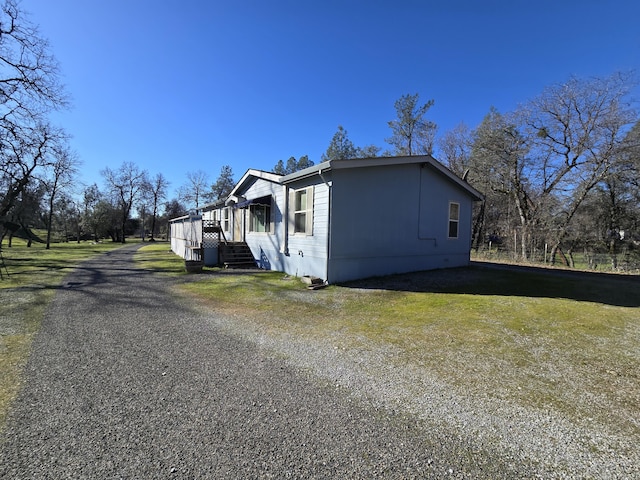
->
[0,245,539,479]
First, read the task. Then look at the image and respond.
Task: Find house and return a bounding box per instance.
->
[183,155,482,283]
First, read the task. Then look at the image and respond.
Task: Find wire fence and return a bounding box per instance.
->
[472,245,640,275]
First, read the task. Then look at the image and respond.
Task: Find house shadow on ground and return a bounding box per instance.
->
[340,261,640,308]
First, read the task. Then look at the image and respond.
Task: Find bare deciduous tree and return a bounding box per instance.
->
[101,162,148,243]
[144,172,169,240]
[520,73,637,264]
[0,0,69,242]
[42,145,79,248]
[453,73,638,264]
[439,122,472,178]
[178,170,209,211]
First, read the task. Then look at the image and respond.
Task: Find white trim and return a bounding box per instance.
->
[290,186,314,236]
[228,169,281,200]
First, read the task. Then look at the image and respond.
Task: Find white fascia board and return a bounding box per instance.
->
[168,214,191,223]
[228,169,282,199]
[280,161,332,184]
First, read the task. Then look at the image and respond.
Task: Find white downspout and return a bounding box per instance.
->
[281,184,289,255]
[318,169,331,283]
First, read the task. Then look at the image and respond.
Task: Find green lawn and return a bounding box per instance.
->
[0,238,129,426]
[134,241,192,274]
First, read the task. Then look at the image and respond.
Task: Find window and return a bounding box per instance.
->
[222,208,230,232]
[291,187,313,235]
[448,202,460,238]
[294,190,307,233]
[249,202,271,233]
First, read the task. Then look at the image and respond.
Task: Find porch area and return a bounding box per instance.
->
[169,215,257,269]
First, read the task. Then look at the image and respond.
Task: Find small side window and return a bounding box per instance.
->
[294,190,307,233]
[223,208,230,232]
[448,202,459,238]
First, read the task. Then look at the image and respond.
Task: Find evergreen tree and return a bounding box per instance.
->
[322,126,358,161]
[386,93,437,155]
[272,156,314,175]
[210,165,235,201]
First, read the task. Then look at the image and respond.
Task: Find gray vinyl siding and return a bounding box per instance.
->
[239,180,282,270]
[212,160,475,283]
[327,163,473,283]
[238,177,330,280]
[241,180,283,237]
[282,180,330,279]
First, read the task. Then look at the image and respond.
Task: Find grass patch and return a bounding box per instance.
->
[177,265,640,436]
[0,238,127,427]
[134,242,191,274]
[0,238,131,289]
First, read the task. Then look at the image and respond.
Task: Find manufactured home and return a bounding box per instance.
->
[172,155,482,283]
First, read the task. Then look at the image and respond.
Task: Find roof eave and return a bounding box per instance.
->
[228,168,282,198]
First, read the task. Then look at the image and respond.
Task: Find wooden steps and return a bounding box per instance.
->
[219,242,257,269]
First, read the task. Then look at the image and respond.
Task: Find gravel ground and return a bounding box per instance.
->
[0,244,542,479]
[185,271,640,479]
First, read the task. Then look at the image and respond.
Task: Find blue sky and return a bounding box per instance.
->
[27,0,640,200]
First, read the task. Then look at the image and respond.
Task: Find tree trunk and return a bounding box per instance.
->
[471,201,485,252]
[46,206,54,249]
[150,214,157,242]
[550,244,570,267]
[567,247,575,269]
[549,244,558,265]
[609,238,618,269]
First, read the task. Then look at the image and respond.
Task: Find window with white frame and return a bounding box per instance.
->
[292,187,313,235]
[249,200,271,233]
[448,202,460,238]
[223,208,230,232]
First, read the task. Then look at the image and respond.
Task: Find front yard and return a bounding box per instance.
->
[3,241,638,474]
[176,263,639,437]
[137,243,639,473]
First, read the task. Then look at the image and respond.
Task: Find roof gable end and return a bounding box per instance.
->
[280,155,482,201]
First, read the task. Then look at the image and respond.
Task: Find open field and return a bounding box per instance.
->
[0,238,133,426]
